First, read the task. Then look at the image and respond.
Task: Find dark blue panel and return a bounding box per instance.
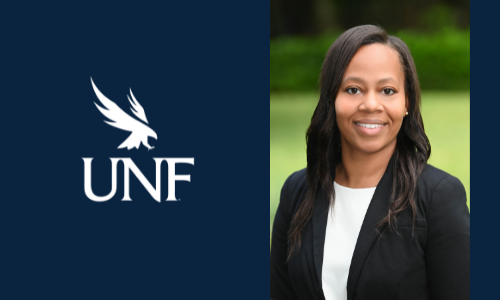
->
[0,1,269,299]
[471,1,494,299]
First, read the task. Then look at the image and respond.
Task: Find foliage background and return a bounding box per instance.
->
[270,1,470,231]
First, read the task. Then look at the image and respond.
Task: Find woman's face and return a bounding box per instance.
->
[335,43,407,155]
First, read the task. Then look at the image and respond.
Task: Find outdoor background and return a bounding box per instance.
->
[270,0,470,232]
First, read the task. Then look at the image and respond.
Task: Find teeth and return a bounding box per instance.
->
[355,123,384,128]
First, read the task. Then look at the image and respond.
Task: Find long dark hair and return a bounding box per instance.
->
[288,25,431,256]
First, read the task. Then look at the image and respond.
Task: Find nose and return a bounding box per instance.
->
[359,91,383,113]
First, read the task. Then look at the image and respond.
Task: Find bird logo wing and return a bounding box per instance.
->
[91,77,157,150]
[128,89,149,124]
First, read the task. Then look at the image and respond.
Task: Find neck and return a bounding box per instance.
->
[335,140,395,188]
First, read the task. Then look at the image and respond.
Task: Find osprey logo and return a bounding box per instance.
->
[83,78,194,202]
[91,77,157,150]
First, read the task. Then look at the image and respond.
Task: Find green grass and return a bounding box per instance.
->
[270,91,470,231]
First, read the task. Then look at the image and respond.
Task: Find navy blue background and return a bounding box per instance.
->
[471,2,494,299]
[1,2,269,299]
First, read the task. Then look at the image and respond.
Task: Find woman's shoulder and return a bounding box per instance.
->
[280,168,308,212]
[418,164,465,192]
[417,165,469,254]
[417,163,468,212]
[284,168,308,189]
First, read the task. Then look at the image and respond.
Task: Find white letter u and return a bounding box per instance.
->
[83,158,120,202]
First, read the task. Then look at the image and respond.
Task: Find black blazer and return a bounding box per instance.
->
[270,158,470,300]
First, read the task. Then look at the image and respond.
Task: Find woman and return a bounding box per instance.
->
[270,25,470,300]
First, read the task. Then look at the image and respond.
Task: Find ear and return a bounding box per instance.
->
[405,95,409,112]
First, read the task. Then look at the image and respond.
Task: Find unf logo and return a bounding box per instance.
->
[83,78,194,202]
[83,158,194,202]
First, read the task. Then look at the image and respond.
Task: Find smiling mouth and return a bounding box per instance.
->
[354,122,387,129]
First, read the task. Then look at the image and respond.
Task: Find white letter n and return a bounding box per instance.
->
[122,158,162,203]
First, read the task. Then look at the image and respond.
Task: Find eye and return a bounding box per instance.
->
[346,87,361,95]
[382,88,396,95]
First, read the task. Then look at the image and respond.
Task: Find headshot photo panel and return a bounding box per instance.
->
[270,2,470,300]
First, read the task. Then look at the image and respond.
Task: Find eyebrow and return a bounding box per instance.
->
[342,76,397,84]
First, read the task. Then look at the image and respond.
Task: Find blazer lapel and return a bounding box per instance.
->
[312,183,330,290]
[311,156,395,297]
[346,157,394,300]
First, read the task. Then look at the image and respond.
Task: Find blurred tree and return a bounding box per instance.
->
[270,0,470,38]
[270,0,320,37]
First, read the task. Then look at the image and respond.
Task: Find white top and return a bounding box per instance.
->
[321,182,376,300]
